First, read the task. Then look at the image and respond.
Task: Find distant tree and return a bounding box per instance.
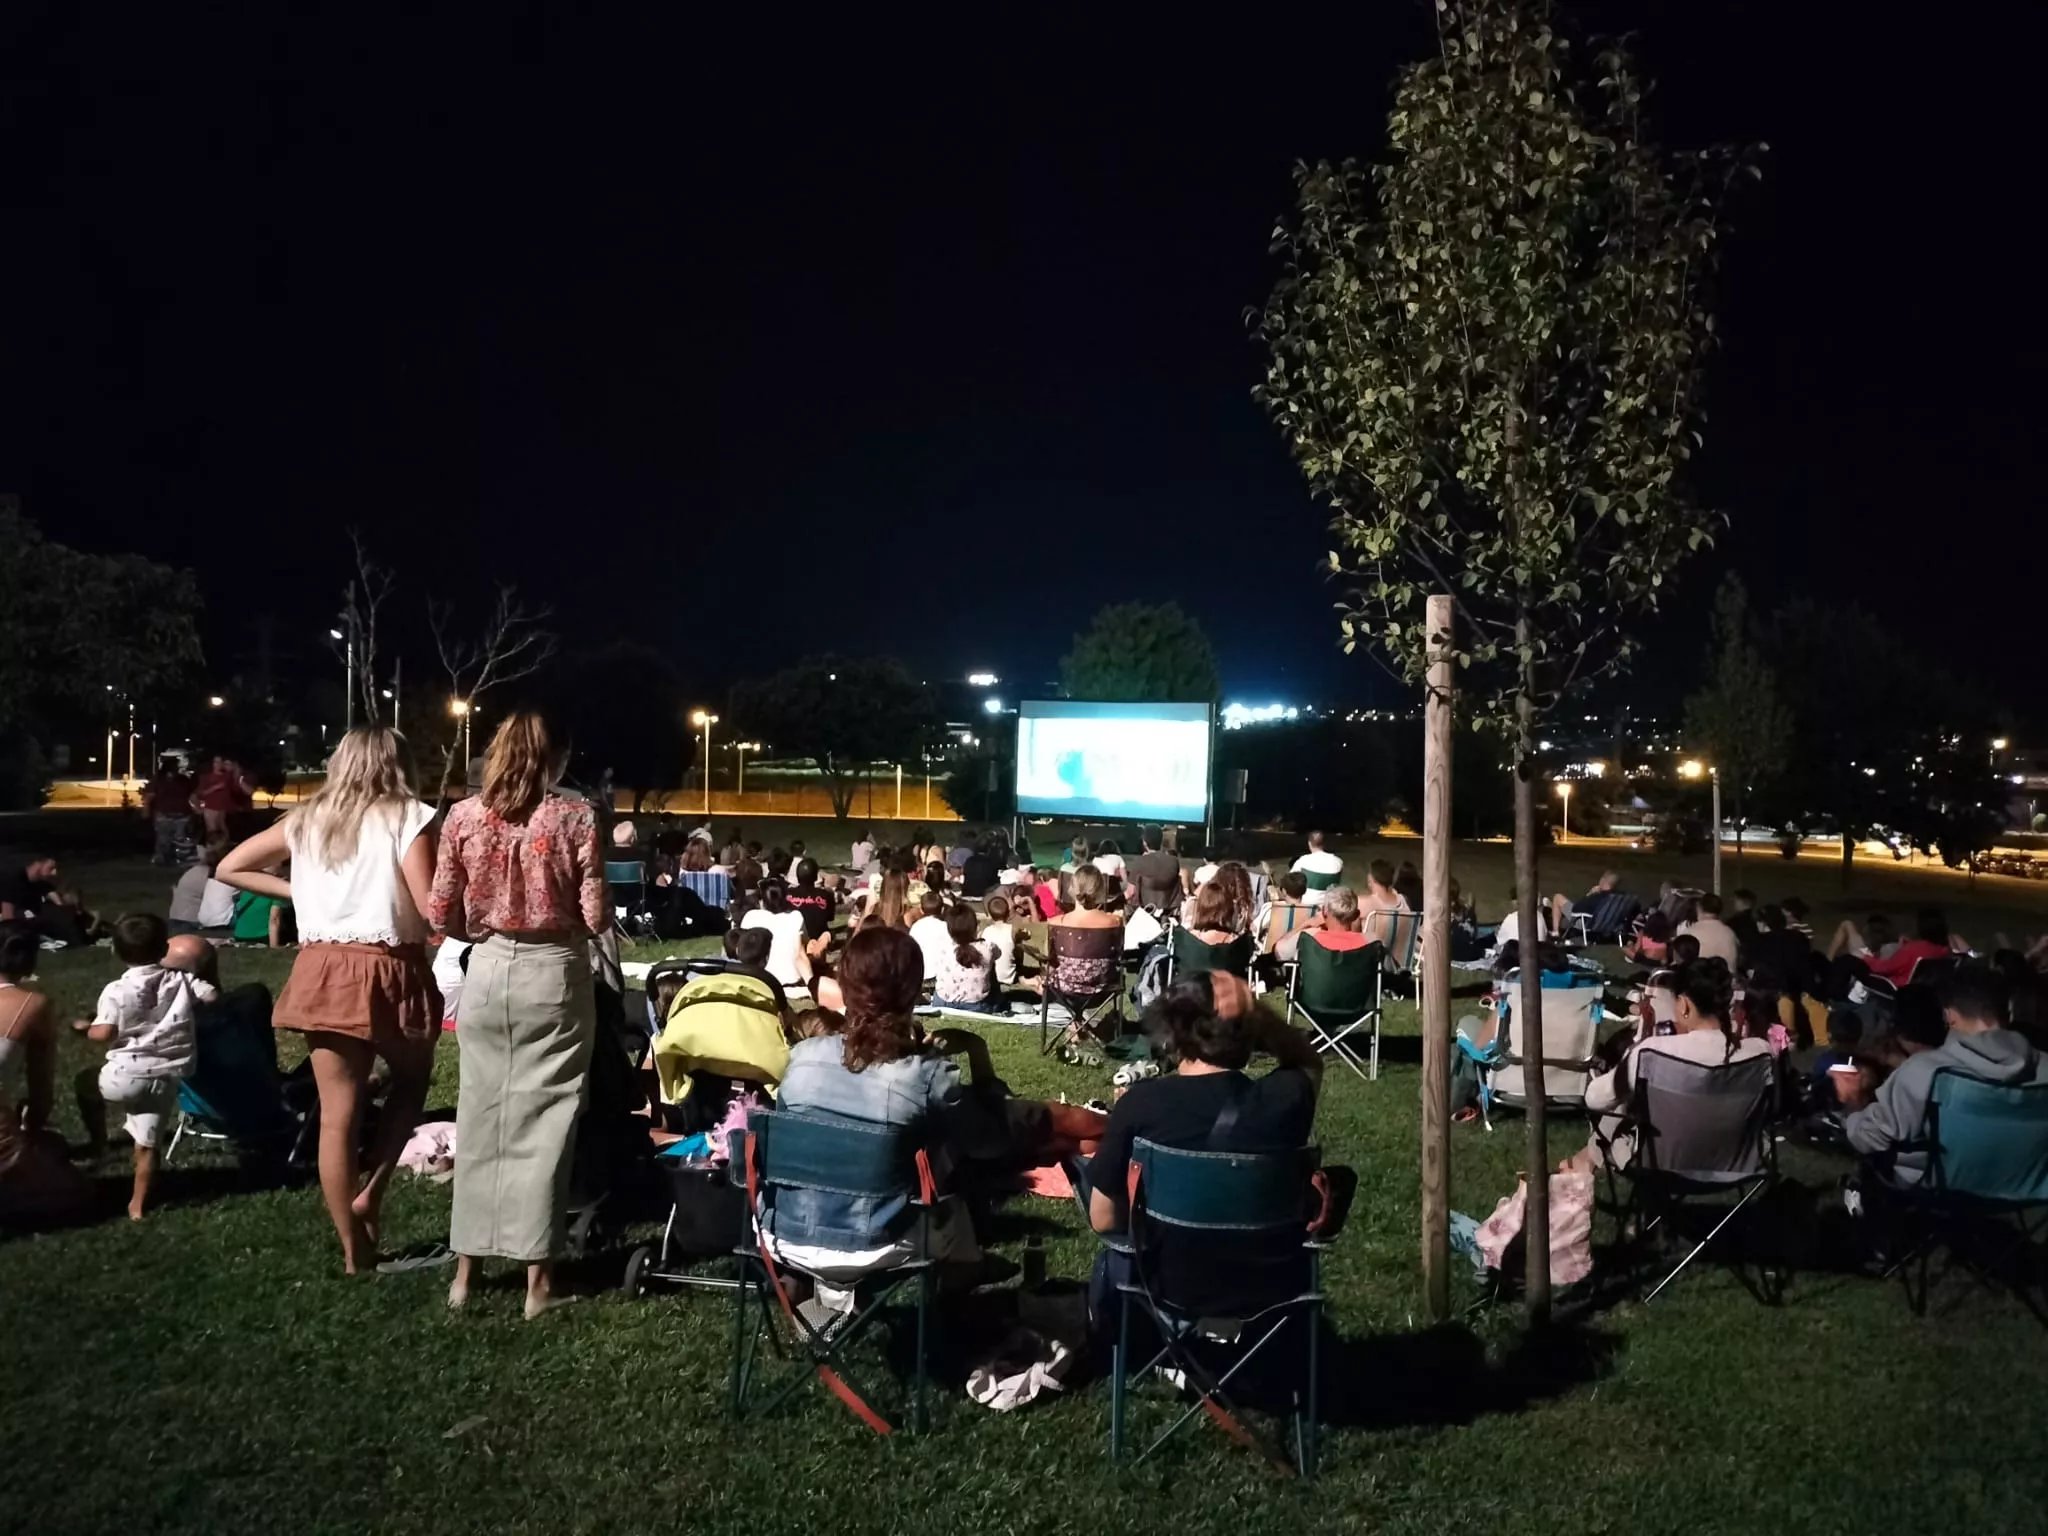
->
[1682,576,1791,867]
[1762,601,2003,882]
[546,644,689,811]
[1061,602,1220,704]
[0,497,204,731]
[430,585,558,792]
[1255,0,1757,1316]
[735,655,933,820]
[0,498,203,808]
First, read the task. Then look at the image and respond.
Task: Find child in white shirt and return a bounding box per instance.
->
[75,913,213,1219]
[982,894,1021,988]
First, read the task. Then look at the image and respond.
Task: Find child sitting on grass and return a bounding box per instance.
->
[73,913,213,1219]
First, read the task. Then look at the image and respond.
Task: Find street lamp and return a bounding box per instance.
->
[1678,759,1723,892]
[1553,779,1572,843]
[734,740,761,797]
[207,695,225,709]
[331,626,354,730]
[449,698,471,771]
[690,710,719,816]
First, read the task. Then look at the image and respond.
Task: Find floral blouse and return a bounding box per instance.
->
[430,795,608,940]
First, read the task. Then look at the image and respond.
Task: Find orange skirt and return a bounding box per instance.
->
[275,942,441,1050]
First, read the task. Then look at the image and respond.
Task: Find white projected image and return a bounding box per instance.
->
[1014,711,1210,821]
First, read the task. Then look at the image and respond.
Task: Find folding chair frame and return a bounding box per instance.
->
[1108,1150,1340,1480]
[1610,1161,1784,1305]
[1038,932,1127,1056]
[1283,960,1380,1082]
[728,1129,939,1435]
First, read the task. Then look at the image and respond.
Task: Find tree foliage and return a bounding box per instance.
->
[1060,602,1220,704]
[1762,600,2007,877]
[0,497,204,731]
[734,655,934,819]
[1682,575,1791,841]
[545,643,689,811]
[1255,0,1756,1314]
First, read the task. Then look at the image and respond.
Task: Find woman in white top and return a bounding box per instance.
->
[741,878,810,989]
[1566,958,1771,1172]
[218,727,440,1273]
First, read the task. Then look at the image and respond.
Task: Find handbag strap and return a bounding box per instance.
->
[1206,1074,1250,1150]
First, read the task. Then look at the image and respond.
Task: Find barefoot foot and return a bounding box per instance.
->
[524,1292,580,1321]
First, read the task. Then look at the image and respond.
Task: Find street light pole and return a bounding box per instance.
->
[690,711,719,818]
[1711,768,1723,896]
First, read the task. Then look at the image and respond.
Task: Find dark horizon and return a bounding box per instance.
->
[6,3,2043,723]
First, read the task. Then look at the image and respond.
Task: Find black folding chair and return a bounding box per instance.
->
[1039,923,1127,1056]
[1110,1139,1341,1478]
[1607,1051,1782,1305]
[729,1110,937,1435]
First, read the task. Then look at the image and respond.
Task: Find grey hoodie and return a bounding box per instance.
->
[1845,1027,2048,1182]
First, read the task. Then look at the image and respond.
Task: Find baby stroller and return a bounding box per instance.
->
[621,963,787,1298]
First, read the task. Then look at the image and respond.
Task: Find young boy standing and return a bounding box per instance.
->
[75,913,214,1219]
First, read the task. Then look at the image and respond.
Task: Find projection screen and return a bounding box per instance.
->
[1013,701,1213,823]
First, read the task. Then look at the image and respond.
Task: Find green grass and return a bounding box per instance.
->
[5,828,2048,1534]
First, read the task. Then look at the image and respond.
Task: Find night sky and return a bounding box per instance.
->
[5,4,2042,718]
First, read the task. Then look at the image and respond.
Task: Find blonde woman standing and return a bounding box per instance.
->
[430,712,607,1318]
[217,727,440,1272]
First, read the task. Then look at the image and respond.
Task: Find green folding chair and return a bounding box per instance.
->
[1111,1138,1341,1478]
[1285,937,1386,1080]
[729,1110,937,1435]
[1168,924,1255,984]
[1300,869,1340,896]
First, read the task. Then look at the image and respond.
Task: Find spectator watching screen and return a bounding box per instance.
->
[1013,701,1212,823]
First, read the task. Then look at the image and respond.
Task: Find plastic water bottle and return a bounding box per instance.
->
[1022,1236,1046,1290]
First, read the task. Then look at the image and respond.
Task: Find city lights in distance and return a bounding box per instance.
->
[983,697,1003,714]
[1221,702,1299,730]
[966,672,999,687]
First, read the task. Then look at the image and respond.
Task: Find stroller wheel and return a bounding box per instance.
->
[623,1245,653,1299]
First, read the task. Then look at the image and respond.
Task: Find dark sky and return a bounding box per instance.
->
[5,3,2042,718]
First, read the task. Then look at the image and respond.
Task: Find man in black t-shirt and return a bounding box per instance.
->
[1086,973,1322,1319]
[1127,826,1183,911]
[785,858,837,944]
[959,840,999,898]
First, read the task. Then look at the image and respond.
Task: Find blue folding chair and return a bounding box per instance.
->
[1882,1071,2048,1320]
[729,1110,937,1435]
[1111,1139,1340,1478]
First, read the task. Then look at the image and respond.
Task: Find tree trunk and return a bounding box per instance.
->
[1419,595,1454,1323]
[1515,677,1551,1322]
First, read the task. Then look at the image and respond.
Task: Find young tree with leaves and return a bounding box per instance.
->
[1682,575,1791,867]
[1257,0,1757,1316]
[1061,602,1220,704]
[734,656,933,820]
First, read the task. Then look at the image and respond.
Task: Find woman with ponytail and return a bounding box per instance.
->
[430,711,608,1318]
[1570,957,1772,1172]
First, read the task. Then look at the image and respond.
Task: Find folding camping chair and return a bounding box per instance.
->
[729,1110,937,1435]
[1040,923,1127,1055]
[164,991,312,1168]
[1110,1139,1341,1479]
[1369,908,1422,999]
[1482,983,1604,1127]
[1299,869,1339,900]
[1285,937,1385,1081]
[1167,924,1255,985]
[1610,1051,1782,1304]
[605,859,648,929]
[1878,1071,2048,1321]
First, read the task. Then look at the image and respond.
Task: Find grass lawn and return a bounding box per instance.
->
[4,826,2048,1535]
